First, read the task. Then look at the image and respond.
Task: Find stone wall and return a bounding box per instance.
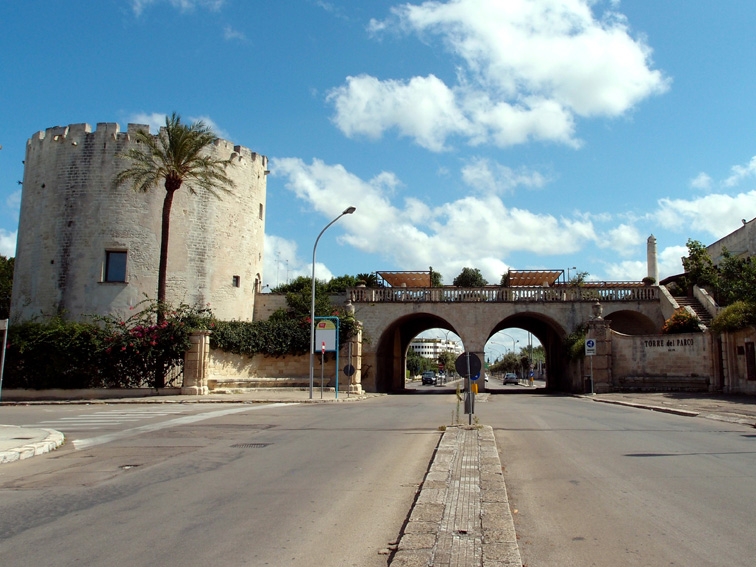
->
[207,350,355,391]
[719,327,756,394]
[610,330,714,391]
[12,121,267,322]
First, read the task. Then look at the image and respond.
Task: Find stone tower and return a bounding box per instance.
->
[11,122,267,322]
[647,234,658,283]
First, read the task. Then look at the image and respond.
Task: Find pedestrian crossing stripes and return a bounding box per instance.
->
[25,407,190,431]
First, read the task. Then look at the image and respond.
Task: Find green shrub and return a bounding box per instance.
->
[662,308,702,334]
[564,325,587,360]
[4,302,211,390]
[710,301,756,333]
[4,317,106,389]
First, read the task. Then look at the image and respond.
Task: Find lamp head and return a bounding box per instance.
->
[343,206,356,215]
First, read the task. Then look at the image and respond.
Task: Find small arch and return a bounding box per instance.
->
[603,310,657,335]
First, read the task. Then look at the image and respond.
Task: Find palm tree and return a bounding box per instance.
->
[114,113,236,321]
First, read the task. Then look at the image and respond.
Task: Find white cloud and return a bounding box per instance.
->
[223,26,247,42]
[658,244,688,278]
[0,229,17,257]
[327,74,469,151]
[602,259,645,281]
[461,157,549,194]
[262,234,325,288]
[690,172,712,190]
[654,190,756,238]
[598,223,642,256]
[5,190,21,212]
[272,156,597,284]
[130,0,225,17]
[331,0,669,150]
[723,156,756,188]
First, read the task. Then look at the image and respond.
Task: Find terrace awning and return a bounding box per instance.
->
[377,271,431,288]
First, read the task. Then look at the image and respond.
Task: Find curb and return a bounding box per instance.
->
[590,398,700,417]
[588,397,756,427]
[0,427,65,464]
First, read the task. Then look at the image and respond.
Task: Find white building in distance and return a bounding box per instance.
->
[409,337,463,360]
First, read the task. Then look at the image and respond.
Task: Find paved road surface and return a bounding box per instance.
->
[0,396,452,567]
[481,392,756,567]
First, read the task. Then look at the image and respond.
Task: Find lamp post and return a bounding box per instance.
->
[309,206,356,399]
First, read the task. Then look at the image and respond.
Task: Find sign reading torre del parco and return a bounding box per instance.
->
[315,317,340,399]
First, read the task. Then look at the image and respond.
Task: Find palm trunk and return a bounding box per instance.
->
[155,187,176,389]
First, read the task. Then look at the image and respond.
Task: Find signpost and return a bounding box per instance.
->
[315,317,340,399]
[455,352,481,424]
[585,338,596,395]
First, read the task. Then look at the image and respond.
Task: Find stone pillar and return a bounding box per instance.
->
[343,298,363,395]
[181,330,211,395]
[586,318,612,393]
[347,324,364,395]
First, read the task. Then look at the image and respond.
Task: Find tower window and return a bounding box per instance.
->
[232,275,240,287]
[104,251,127,282]
[259,203,264,219]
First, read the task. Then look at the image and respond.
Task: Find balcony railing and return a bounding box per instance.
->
[347,284,659,303]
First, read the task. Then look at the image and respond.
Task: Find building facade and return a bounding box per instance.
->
[409,337,463,360]
[11,122,267,322]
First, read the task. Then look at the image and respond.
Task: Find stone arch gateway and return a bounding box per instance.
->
[349,285,664,393]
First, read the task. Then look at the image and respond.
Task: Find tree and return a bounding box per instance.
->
[438,349,457,376]
[0,255,13,319]
[681,239,718,293]
[716,250,756,306]
[567,271,590,286]
[453,267,488,287]
[114,113,236,323]
[429,267,443,287]
[356,273,379,287]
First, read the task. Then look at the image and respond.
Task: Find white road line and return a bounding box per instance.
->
[72,403,295,450]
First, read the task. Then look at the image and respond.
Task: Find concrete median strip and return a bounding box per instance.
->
[0,426,65,464]
[391,425,522,567]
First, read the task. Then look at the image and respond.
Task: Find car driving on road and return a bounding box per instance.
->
[421,371,437,385]
[503,372,518,385]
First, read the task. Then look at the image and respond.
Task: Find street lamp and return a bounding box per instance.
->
[309,207,356,399]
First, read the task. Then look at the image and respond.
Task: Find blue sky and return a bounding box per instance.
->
[2,0,756,297]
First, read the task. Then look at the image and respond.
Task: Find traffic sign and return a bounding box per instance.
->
[455,352,481,377]
[470,372,480,381]
[343,364,355,377]
[585,338,596,356]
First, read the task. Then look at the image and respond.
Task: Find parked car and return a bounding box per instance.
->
[421,371,437,385]
[503,372,518,385]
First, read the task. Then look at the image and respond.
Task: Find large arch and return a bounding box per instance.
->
[373,313,460,393]
[371,310,572,393]
[488,312,568,391]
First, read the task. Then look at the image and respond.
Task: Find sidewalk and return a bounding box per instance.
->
[586,391,756,427]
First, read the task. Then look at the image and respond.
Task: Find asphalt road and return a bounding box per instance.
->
[3,389,755,566]
[0,396,452,567]
[482,391,756,567]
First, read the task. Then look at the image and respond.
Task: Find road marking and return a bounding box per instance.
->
[72,403,295,450]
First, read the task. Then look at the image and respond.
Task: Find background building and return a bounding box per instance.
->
[11,122,267,322]
[409,337,463,360]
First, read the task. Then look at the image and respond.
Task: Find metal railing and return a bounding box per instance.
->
[347,284,659,303]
